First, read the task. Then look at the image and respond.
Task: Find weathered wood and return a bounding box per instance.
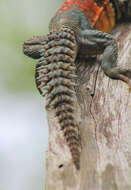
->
[45,23,131,190]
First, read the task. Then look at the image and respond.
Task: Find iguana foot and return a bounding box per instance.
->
[23,35,46,59]
[105,66,131,90]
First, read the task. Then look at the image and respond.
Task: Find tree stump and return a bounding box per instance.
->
[45,23,131,190]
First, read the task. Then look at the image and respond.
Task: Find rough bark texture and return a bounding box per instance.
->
[45,23,131,190]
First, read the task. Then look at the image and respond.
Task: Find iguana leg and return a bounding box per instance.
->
[78,29,131,88]
[23,35,47,59]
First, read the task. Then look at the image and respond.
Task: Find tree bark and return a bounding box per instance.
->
[45,23,131,190]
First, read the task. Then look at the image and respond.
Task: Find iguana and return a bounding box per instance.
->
[23,0,131,170]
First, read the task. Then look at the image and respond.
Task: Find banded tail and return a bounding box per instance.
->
[35,27,81,169]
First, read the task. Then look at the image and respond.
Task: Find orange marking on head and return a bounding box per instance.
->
[57,0,115,33]
[94,0,115,32]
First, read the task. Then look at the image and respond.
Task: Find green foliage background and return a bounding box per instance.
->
[0,1,63,190]
[0,0,62,93]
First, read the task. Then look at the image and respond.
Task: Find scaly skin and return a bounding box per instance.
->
[23,0,131,170]
[35,27,81,170]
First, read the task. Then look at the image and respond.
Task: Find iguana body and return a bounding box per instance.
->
[23,0,131,170]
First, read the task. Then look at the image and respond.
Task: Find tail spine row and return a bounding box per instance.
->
[35,27,81,169]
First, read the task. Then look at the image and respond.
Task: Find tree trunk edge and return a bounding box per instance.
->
[45,23,131,190]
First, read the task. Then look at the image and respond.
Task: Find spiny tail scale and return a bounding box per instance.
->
[35,27,81,169]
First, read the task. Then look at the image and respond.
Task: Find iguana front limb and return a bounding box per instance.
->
[78,29,131,87]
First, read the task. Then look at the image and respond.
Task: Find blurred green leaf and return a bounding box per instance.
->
[0,0,63,93]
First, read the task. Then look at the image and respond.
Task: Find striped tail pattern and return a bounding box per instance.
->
[35,27,81,169]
